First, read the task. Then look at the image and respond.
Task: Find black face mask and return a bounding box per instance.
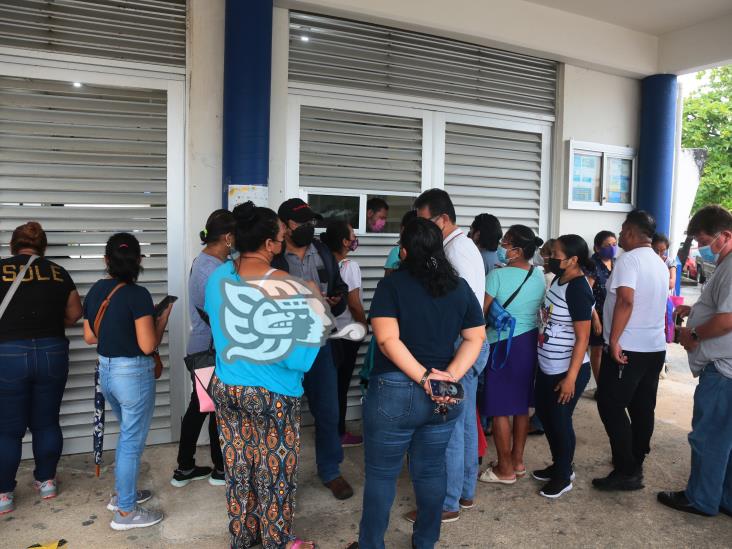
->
[291,224,315,248]
[546,258,565,277]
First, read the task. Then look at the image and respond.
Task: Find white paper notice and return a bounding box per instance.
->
[228,184,269,210]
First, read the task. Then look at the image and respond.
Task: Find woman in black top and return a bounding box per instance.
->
[354,218,485,549]
[0,222,82,514]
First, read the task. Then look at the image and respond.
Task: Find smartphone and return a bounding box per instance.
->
[429,379,464,401]
[153,295,178,317]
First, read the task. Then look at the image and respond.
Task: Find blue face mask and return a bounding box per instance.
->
[698,234,722,264]
[496,246,507,264]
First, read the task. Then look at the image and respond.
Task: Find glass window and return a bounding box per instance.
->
[605,157,632,204]
[570,151,602,203]
[308,194,360,228]
[367,194,414,234]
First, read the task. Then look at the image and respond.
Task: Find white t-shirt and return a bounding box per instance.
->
[443,228,485,306]
[336,258,363,331]
[602,246,669,352]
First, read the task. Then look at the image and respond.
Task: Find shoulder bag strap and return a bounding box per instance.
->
[0,255,38,322]
[502,266,535,310]
[93,282,126,337]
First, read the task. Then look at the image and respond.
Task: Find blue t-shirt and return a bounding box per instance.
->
[204,261,320,397]
[83,279,154,358]
[187,252,223,354]
[368,270,484,376]
[480,249,501,275]
[485,266,546,344]
[384,246,400,270]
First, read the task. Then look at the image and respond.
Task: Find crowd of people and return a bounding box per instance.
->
[0,192,730,549]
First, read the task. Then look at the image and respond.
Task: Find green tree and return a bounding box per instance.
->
[681,65,732,212]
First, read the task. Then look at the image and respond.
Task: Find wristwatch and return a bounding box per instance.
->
[691,328,700,341]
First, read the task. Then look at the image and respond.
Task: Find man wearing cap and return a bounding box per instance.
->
[272,198,354,500]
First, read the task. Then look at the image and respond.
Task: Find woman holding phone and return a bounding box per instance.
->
[83,233,173,530]
[354,218,485,549]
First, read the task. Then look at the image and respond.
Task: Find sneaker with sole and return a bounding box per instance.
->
[324,476,354,500]
[110,505,163,530]
[341,432,363,448]
[0,492,14,515]
[459,498,475,510]
[170,465,212,488]
[33,479,57,499]
[540,478,573,499]
[403,510,460,523]
[532,465,576,482]
[107,490,153,512]
[208,469,226,486]
[592,470,643,491]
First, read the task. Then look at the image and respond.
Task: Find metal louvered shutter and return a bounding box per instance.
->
[0,76,172,457]
[290,11,557,116]
[0,0,186,67]
[300,105,422,192]
[444,122,543,232]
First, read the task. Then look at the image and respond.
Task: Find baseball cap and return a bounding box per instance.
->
[278,198,323,223]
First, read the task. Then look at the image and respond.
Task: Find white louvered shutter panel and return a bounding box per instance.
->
[444,123,543,232]
[290,12,557,116]
[0,76,172,456]
[0,0,186,67]
[298,105,423,422]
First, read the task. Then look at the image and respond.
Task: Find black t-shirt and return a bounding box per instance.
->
[368,270,485,376]
[0,255,76,342]
[83,278,154,358]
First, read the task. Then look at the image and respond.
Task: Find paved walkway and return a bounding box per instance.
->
[6,290,732,548]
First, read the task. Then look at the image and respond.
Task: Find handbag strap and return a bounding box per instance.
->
[93,282,126,337]
[502,266,535,310]
[0,255,38,322]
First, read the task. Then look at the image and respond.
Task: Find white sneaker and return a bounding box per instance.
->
[110,505,163,530]
[107,490,152,512]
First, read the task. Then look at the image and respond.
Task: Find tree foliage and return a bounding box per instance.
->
[681,65,732,212]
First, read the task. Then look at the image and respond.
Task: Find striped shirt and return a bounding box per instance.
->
[538,276,594,375]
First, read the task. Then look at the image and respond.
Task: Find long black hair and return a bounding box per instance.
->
[200,209,236,245]
[504,224,543,260]
[400,218,458,297]
[105,233,143,283]
[556,234,594,271]
[320,219,351,254]
[593,230,616,251]
[232,201,280,253]
[471,214,502,251]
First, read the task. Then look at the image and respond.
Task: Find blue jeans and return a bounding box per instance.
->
[0,337,69,492]
[443,339,490,512]
[302,342,343,483]
[359,371,462,549]
[534,363,591,481]
[685,364,732,515]
[99,355,156,512]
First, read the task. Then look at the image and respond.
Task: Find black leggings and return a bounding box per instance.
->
[331,339,363,436]
[176,373,224,471]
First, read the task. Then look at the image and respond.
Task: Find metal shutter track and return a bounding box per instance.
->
[0,76,172,456]
[300,106,422,192]
[0,0,186,67]
[445,122,542,231]
[290,12,557,116]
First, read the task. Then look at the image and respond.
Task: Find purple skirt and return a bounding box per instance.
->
[481,329,538,417]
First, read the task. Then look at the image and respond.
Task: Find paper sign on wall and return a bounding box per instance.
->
[228,184,268,210]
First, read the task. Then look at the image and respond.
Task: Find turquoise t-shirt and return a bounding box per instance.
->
[485,266,546,344]
[204,262,320,397]
[384,246,400,270]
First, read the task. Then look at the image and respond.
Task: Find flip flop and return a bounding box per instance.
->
[487,460,525,478]
[291,540,315,549]
[478,467,517,485]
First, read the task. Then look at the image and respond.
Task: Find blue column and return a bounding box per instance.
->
[221,0,273,206]
[636,74,678,236]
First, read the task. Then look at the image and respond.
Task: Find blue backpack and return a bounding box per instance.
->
[485,267,534,370]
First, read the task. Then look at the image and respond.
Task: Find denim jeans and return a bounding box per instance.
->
[99,355,156,512]
[443,339,490,512]
[534,363,591,481]
[685,364,732,515]
[0,337,69,493]
[359,371,462,549]
[302,342,343,483]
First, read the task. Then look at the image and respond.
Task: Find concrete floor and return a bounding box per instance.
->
[6,290,732,548]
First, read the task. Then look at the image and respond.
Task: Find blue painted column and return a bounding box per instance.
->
[636,74,678,236]
[221,0,273,206]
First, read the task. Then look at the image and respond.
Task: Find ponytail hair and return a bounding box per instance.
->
[400,218,459,297]
[320,219,351,254]
[232,201,280,253]
[200,209,236,245]
[556,234,594,271]
[504,224,543,260]
[105,233,143,283]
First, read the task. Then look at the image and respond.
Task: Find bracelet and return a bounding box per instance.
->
[418,369,430,387]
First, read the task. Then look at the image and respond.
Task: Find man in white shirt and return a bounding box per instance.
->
[407,189,489,522]
[594,210,669,492]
